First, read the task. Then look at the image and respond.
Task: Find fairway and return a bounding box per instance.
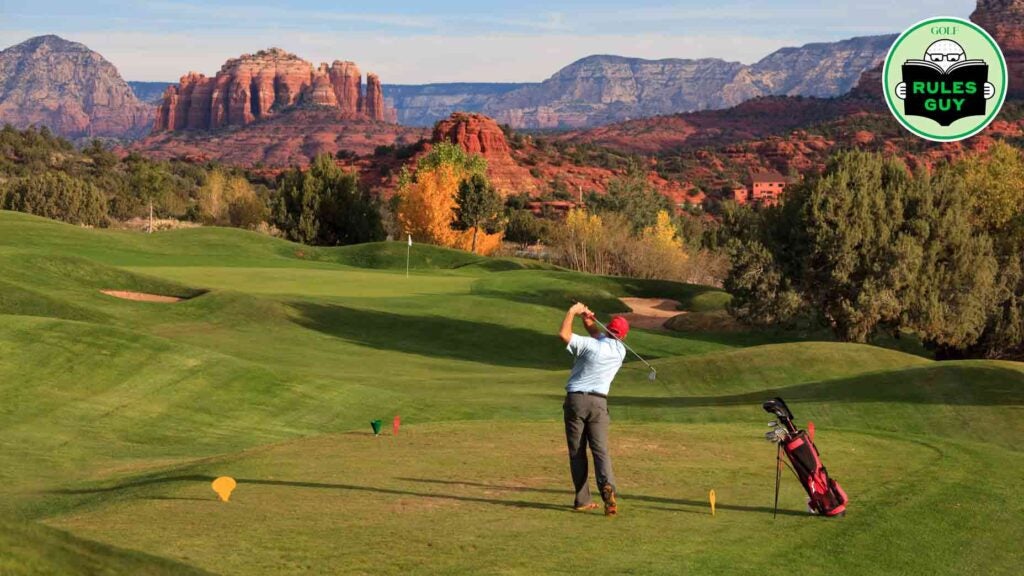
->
[1,210,1022,575]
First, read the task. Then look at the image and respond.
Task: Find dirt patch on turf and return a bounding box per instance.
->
[100,290,185,303]
[618,297,684,331]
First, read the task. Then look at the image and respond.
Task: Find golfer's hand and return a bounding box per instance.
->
[569,302,590,317]
[984,82,995,99]
[895,82,907,100]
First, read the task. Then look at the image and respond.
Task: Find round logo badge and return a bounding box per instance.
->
[883,17,1007,142]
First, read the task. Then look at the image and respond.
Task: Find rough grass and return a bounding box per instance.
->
[0,210,1021,575]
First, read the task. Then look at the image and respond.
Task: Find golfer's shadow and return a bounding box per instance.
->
[397,477,808,517]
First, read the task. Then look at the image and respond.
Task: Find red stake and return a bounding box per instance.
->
[393,415,401,436]
[808,421,815,442]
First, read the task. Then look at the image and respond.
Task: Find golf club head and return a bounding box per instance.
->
[765,427,788,443]
[648,369,657,382]
[762,397,794,421]
[767,421,778,428]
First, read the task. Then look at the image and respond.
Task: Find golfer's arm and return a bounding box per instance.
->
[582,316,602,338]
[559,310,576,344]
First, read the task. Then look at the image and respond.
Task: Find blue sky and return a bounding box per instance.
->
[0,0,977,83]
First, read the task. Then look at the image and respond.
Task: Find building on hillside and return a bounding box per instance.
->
[526,200,578,218]
[732,170,788,207]
[732,184,749,205]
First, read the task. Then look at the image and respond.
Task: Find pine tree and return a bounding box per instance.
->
[454,173,503,254]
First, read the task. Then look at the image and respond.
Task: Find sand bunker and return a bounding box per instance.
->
[100,290,184,303]
[617,297,684,330]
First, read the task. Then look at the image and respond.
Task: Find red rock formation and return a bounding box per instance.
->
[154,85,178,132]
[329,61,361,114]
[153,48,391,132]
[253,69,276,118]
[428,113,532,194]
[432,112,511,157]
[173,75,195,130]
[209,74,231,129]
[365,73,384,121]
[310,67,339,107]
[227,68,255,126]
[186,76,214,130]
[971,0,1024,99]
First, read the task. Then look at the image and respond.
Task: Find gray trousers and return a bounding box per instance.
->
[563,393,616,507]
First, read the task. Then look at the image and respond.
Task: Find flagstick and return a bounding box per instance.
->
[406,234,411,279]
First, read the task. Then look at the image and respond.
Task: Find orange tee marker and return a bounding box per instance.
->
[212,476,237,502]
[808,421,816,442]
[393,415,401,436]
[709,489,717,516]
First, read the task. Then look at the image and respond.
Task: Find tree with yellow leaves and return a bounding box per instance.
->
[395,142,504,255]
[642,210,684,251]
[196,168,267,228]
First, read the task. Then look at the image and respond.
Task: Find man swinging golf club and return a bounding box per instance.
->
[559,301,629,516]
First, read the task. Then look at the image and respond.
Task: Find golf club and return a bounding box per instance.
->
[572,300,657,381]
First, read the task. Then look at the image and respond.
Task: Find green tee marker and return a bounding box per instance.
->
[370,419,383,436]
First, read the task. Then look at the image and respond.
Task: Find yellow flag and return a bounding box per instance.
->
[709,489,717,516]
[212,476,237,502]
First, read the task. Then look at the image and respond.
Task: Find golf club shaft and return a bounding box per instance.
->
[586,314,656,374]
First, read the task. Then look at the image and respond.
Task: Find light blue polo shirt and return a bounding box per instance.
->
[565,333,626,395]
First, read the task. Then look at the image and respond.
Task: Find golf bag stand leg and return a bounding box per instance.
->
[773,443,782,519]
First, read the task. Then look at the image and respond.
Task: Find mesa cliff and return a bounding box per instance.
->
[0,35,152,139]
[972,0,1024,99]
[154,48,394,132]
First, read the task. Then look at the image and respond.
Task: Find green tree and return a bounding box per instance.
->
[724,239,803,326]
[724,150,1000,350]
[898,167,998,349]
[587,161,671,232]
[504,209,546,246]
[127,156,170,231]
[83,139,118,174]
[454,173,503,253]
[1,171,106,226]
[413,141,486,178]
[273,154,383,245]
[800,151,915,341]
[954,141,1024,233]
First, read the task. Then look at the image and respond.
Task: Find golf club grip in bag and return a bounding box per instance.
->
[763,397,848,517]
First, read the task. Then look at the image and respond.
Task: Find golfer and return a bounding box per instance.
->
[559,302,628,516]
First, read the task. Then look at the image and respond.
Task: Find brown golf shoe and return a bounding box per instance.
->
[573,502,599,512]
[601,484,618,516]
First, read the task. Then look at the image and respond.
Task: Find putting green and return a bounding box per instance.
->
[0,210,1022,575]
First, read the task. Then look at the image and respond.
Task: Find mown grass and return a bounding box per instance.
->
[0,210,1021,575]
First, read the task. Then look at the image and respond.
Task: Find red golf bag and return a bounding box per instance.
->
[763,397,848,517]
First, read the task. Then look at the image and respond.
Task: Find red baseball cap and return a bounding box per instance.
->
[607,316,630,339]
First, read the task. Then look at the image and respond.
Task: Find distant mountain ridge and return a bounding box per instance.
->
[128,81,172,104]
[382,83,527,126]
[124,34,893,131]
[0,35,152,139]
[481,34,897,129]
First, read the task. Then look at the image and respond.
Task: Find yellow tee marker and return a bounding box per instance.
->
[709,489,717,516]
[212,476,237,502]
